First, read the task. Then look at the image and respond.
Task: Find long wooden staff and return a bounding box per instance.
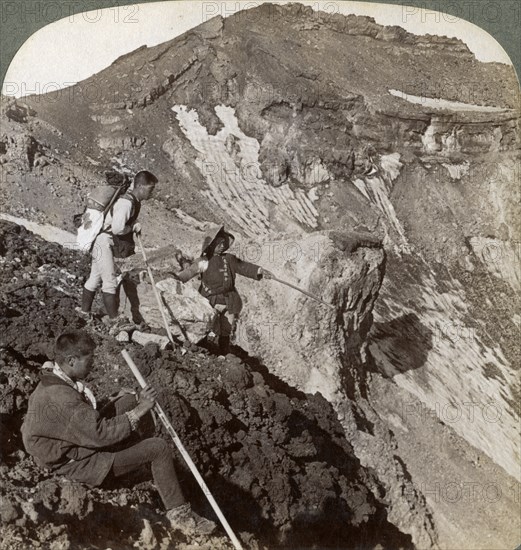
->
[121,350,244,550]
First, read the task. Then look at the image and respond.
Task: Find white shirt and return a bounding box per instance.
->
[103,197,134,236]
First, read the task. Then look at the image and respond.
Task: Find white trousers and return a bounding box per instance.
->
[84,233,118,294]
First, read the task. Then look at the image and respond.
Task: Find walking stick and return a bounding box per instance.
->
[121,350,244,550]
[135,233,178,345]
[269,274,335,309]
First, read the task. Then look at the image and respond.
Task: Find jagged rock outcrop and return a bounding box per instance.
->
[236,231,384,399]
[234,231,437,547]
[98,135,146,150]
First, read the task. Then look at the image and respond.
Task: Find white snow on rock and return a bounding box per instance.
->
[352,153,409,252]
[389,89,511,113]
[442,162,470,180]
[172,104,319,236]
[371,271,520,481]
[0,213,76,248]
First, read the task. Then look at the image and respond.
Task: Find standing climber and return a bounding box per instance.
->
[21,330,217,537]
[79,170,157,331]
[176,227,273,355]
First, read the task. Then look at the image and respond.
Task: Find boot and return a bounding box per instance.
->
[218,336,230,356]
[102,292,119,319]
[81,288,96,313]
[167,503,217,536]
[104,314,135,336]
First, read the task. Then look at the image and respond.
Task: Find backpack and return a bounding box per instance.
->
[76,171,131,254]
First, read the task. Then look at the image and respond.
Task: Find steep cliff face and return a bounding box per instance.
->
[236,231,384,400]
[1,3,520,548]
[233,232,437,547]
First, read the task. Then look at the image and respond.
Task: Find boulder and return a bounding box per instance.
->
[131,331,170,350]
[124,278,216,343]
[116,331,130,343]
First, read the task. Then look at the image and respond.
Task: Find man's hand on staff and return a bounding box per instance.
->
[136,385,157,415]
[115,387,136,398]
[260,268,274,280]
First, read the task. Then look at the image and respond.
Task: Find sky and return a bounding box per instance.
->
[2,0,513,97]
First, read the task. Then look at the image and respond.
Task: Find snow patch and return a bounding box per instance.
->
[0,213,76,248]
[172,104,318,237]
[371,272,520,480]
[389,89,511,113]
[352,153,409,252]
[442,162,470,180]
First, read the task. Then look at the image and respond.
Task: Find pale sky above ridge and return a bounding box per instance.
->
[2,0,513,97]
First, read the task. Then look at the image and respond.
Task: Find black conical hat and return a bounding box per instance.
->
[201,226,235,255]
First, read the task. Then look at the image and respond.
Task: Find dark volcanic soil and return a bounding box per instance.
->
[0,220,412,549]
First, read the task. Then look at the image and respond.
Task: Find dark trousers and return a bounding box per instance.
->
[118,273,144,324]
[103,394,186,510]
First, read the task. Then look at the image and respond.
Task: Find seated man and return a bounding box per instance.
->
[21,330,216,537]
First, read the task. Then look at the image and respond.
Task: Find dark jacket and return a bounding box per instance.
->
[21,373,132,486]
[178,253,262,315]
